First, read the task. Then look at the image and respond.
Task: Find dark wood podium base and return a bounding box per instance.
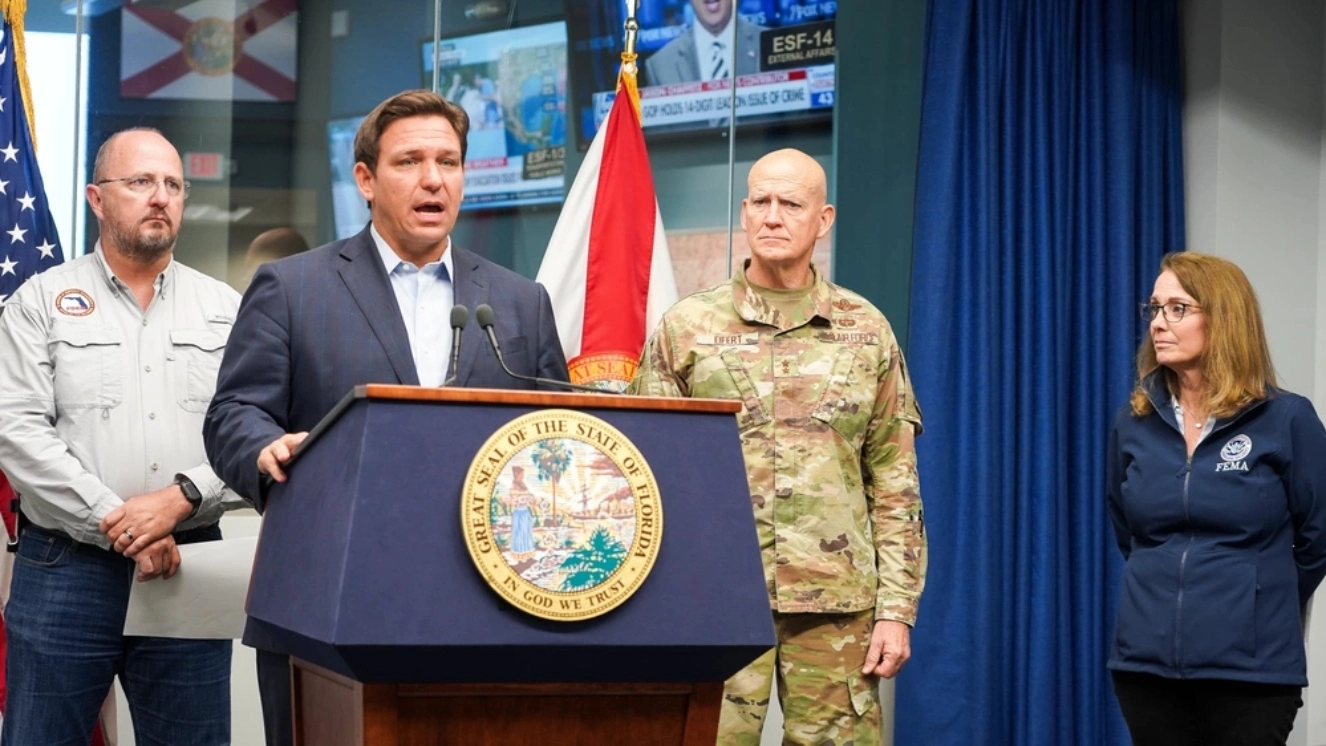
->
[292,658,724,745]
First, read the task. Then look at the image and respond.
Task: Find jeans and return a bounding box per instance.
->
[1,525,232,746]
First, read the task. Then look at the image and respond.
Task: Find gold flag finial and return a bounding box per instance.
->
[0,0,36,150]
[616,0,642,119]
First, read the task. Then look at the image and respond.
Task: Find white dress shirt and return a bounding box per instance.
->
[693,15,736,82]
[370,224,456,387]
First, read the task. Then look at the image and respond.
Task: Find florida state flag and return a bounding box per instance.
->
[120,0,298,101]
[536,56,677,391]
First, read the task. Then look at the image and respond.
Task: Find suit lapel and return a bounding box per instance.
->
[450,246,489,386]
[679,30,700,82]
[651,28,707,85]
[336,227,420,386]
[737,19,760,74]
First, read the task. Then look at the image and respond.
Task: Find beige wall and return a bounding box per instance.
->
[1182,1,1326,744]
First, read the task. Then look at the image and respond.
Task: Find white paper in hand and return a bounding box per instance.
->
[123,536,257,639]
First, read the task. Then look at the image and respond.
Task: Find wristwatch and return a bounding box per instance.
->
[174,474,203,518]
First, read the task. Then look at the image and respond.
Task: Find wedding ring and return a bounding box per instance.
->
[123,529,134,541]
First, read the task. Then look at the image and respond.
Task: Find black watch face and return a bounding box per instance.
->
[179,479,202,505]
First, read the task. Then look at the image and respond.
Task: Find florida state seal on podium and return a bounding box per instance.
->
[244,385,773,745]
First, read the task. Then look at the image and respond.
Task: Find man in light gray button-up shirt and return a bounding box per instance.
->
[0,127,241,745]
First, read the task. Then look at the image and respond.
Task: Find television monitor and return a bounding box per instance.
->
[327,114,370,241]
[420,21,569,210]
[565,0,837,145]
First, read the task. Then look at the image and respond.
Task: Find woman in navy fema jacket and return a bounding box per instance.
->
[1107,252,1326,746]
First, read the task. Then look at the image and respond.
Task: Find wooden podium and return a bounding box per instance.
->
[245,386,773,746]
[291,661,722,746]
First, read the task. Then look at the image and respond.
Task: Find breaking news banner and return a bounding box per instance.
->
[586,7,832,132]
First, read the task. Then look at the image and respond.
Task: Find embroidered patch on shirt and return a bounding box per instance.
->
[696,333,760,347]
[1221,434,1252,461]
[816,331,879,345]
[1216,434,1252,473]
[55,289,96,317]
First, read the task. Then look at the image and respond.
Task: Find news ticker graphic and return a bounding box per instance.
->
[593,64,835,131]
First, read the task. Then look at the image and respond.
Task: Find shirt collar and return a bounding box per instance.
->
[692,14,736,54]
[1169,394,1214,436]
[731,260,833,328]
[92,241,172,299]
[370,223,454,280]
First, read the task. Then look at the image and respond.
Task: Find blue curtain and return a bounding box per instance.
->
[894,2,1185,745]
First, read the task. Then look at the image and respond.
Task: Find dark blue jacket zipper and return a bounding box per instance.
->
[1175,455,1192,671]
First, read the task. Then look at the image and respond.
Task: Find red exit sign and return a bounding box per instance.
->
[185,152,226,181]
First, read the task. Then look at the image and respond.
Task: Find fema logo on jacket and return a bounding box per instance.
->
[1217,434,1252,473]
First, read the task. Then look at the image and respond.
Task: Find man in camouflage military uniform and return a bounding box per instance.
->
[629,149,926,746]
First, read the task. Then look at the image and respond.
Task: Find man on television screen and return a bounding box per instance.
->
[644,0,765,86]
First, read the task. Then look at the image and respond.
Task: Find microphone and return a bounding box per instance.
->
[442,304,468,386]
[474,303,619,394]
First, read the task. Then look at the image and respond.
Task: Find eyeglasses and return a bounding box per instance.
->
[95,176,191,200]
[1140,301,1201,324]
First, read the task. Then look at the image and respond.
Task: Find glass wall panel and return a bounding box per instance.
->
[724,0,837,285]
[567,0,837,294]
[31,0,841,293]
[17,0,863,742]
[24,6,86,266]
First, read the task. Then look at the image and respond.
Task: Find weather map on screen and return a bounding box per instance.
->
[327,115,369,240]
[325,22,569,238]
[422,21,569,210]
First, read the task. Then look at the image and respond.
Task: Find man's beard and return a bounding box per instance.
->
[105,216,176,263]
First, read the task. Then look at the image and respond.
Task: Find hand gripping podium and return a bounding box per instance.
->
[244,385,774,745]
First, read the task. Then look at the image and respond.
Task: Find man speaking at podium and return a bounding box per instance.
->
[630,149,926,746]
[203,89,568,746]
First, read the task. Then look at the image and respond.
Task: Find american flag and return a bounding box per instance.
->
[0,7,80,739]
[0,14,64,301]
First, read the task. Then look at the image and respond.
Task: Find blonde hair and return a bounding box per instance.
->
[1130,252,1276,417]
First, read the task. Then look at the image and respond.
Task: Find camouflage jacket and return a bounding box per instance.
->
[629,264,926,623]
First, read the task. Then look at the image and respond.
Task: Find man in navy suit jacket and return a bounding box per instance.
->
[203,89,569,746]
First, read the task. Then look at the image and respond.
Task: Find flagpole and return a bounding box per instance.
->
[616,1,641,122]
[724,4,738,278]
[431,0,442,93]
[73,0,85,257]
[623,0,639,58]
